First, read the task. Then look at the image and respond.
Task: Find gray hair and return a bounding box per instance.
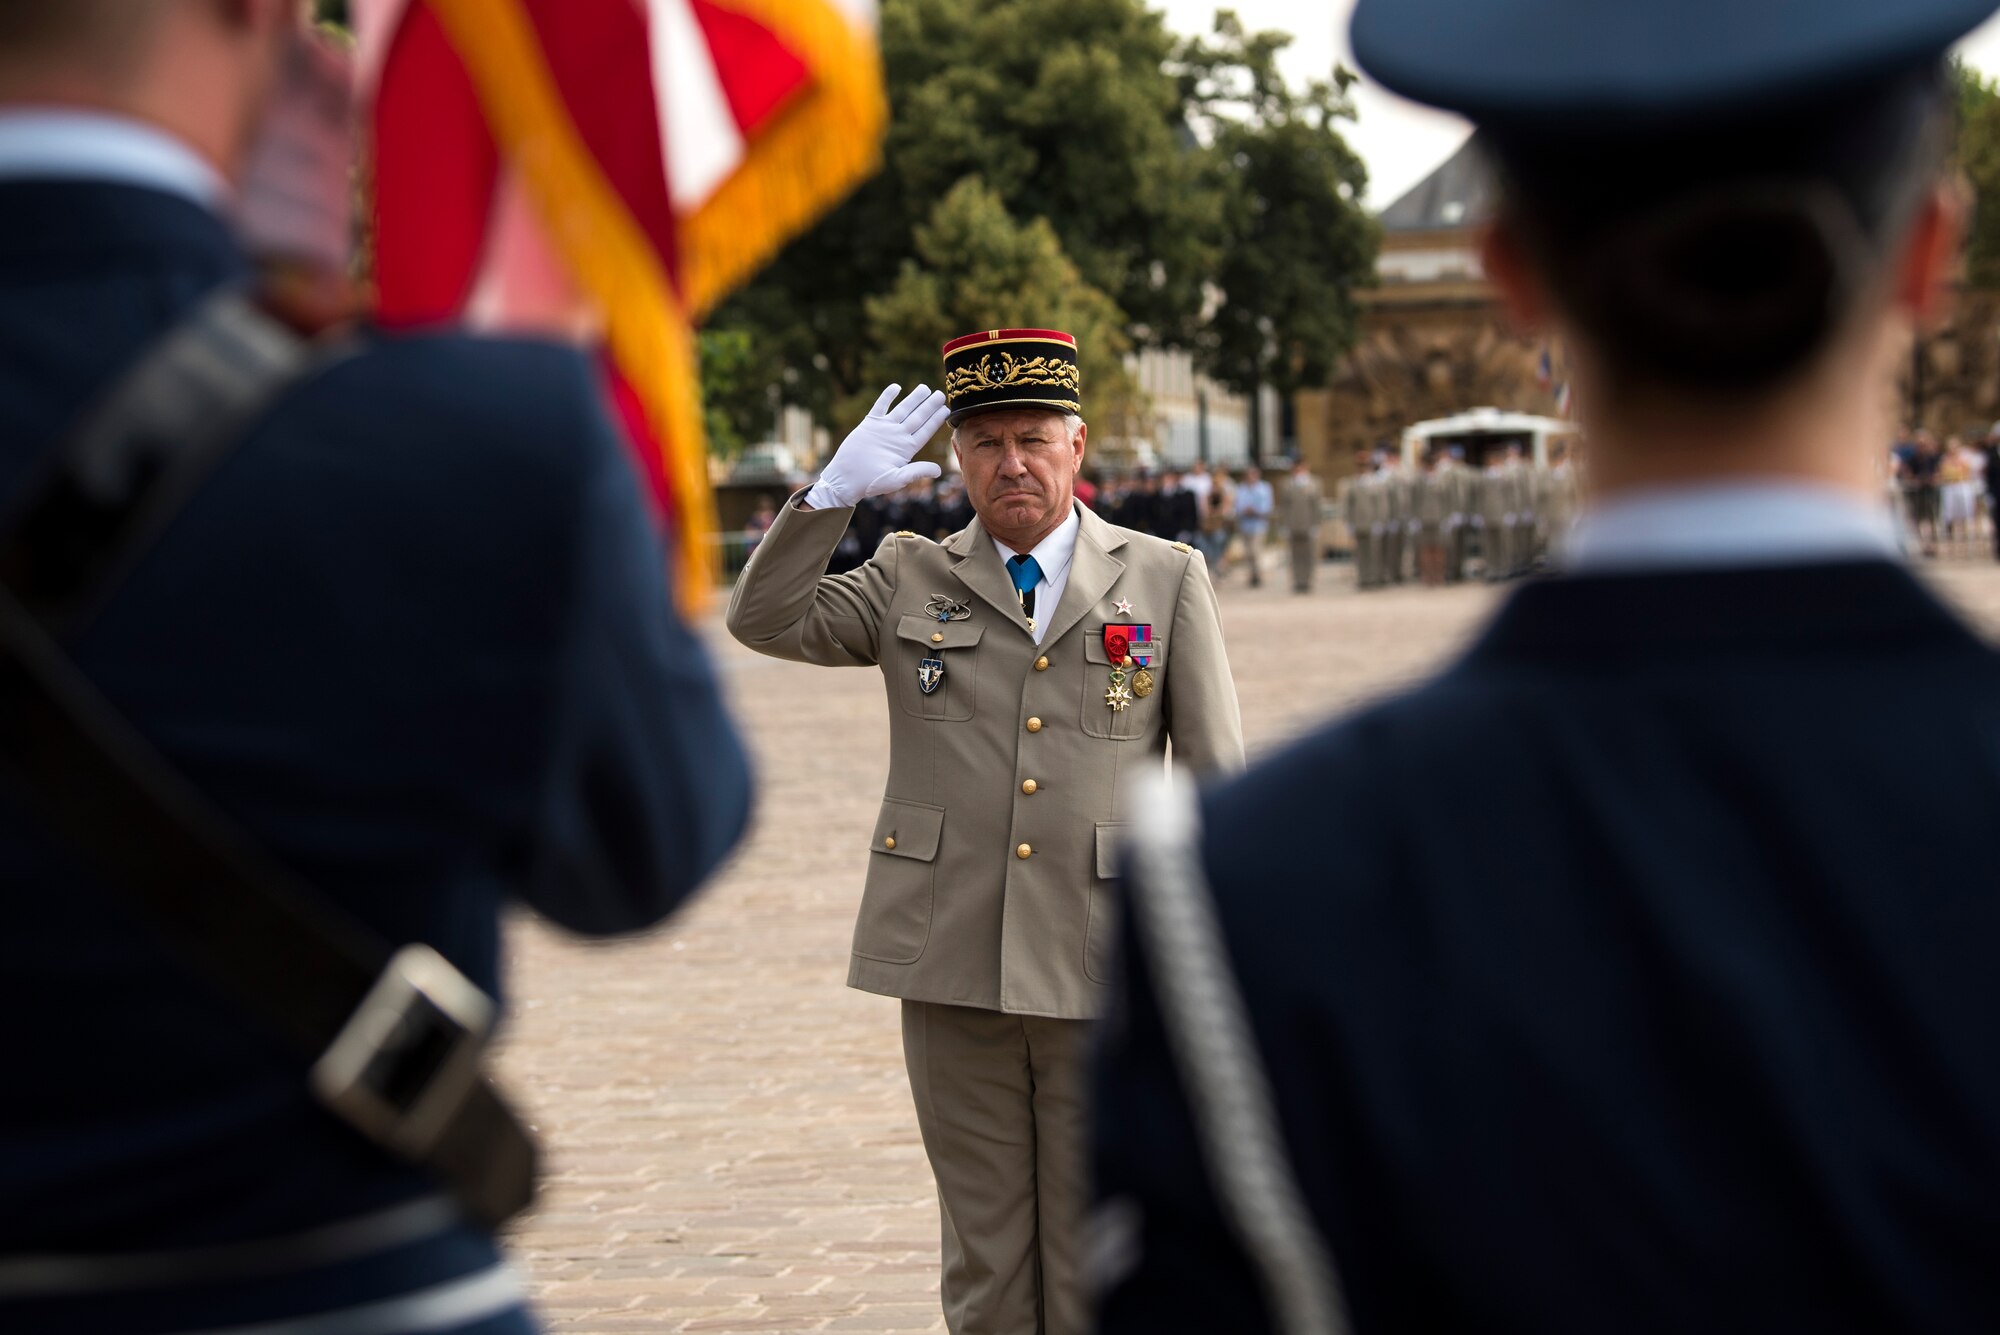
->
[951,411,1086,449]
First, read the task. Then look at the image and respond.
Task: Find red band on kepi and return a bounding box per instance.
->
[940,328,1079,356]
[941,327,1081,424]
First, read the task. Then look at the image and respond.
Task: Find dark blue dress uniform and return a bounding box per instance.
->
[0,175,753,1330]
[1098,563,2000,1333]
[1093,0,2000,1331]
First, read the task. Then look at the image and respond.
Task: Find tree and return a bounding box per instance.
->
[1956,62,2000,288]
[713,0,1220,416]
[861,177,1139,460]
[1176,13,1379,460]
[698,328,786,457]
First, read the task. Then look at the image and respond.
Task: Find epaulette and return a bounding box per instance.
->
[1171,541,1194,554]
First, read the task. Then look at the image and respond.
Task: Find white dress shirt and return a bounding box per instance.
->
[1565,480,1902,574]
[991,503,1082,645]
[0,108,224,206]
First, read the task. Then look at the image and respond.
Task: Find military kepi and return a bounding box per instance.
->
[941,328,1080,425]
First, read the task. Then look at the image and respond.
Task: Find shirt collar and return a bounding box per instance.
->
[990,502,1082,580]
[0,109,226,209]
[1565,480,1901,574]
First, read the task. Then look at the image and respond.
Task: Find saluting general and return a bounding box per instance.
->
[727,328,1244,1335]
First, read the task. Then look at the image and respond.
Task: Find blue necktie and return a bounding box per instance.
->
[1007,554,1043,622]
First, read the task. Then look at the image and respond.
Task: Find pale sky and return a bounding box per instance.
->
[1157,0,2000,210]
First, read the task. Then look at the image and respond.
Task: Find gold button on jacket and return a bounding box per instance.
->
[725,496,1245,1020]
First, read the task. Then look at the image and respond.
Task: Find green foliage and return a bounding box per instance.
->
[861,179,1137,452]
[711,0,1378,448]
[715,0,1218,412]
[1956,61,2000,288]
[1177,14,1379,404]
[698,327,789,457]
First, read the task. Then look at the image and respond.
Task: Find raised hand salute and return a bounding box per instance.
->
[801,382,950,511]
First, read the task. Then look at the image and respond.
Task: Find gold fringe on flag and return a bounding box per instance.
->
[676,0,890,321]
[424,0,716,610]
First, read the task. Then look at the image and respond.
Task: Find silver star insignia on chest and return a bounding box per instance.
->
[1114,597,1134,617]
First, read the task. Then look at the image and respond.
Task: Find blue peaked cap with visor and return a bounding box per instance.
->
[1351,0,2000,127]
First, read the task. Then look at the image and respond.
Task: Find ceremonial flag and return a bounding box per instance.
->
[1554,381,1573,418]
[354,0,887,606]
[1536,346,1553,390]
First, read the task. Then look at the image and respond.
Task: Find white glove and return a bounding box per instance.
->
[803,383,949,510]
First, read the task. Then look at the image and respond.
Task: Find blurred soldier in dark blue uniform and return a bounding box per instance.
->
[1095,1,2000,1332]
[0,2,752,1331]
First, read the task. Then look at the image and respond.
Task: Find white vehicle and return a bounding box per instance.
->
[731,441,802,480]
[1400,407,1579,469]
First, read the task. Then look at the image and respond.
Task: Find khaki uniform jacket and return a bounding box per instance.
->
[726,496,1245,1019]
[1385,469,1413,526]
[1412,470,1451,528]
[1343,471,1386,532]
[1477,464,1523,525]
[1279,473,1325,534]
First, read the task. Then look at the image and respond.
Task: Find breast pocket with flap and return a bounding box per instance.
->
[1080,633,1166,739]
[893,613,983,721]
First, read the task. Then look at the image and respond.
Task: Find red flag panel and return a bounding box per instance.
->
[518,0,680,286]
[689,0,813,137]
[371,3,499,326]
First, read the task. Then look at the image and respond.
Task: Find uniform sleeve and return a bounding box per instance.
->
[725,495,899,667]
[1092,870,1273,1334]
[1162,553,1245,775]
[520,393,754,936]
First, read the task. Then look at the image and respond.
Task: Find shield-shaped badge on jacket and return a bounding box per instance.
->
[919,657,945,695]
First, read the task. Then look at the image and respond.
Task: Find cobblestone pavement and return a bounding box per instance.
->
[495,554,2000,1334]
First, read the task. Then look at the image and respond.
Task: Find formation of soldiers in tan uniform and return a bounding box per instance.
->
[1342,441,1582,588]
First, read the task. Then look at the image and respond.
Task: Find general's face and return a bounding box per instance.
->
[952,409,1084,543]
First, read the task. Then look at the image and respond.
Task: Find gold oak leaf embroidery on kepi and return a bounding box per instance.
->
[945,352,1082,397]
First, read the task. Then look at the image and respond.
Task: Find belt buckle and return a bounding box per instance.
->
[310,943,495,1159]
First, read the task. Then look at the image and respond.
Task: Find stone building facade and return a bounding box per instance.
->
[1904,290,2000,439]
[1297,136,2000,481]
[1294,139,1566,482]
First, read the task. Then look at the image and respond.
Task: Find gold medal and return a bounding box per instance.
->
[1131,667,1155,699]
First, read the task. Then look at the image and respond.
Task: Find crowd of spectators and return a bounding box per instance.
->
[787,460,1287,582]
[1890,426,2000,559]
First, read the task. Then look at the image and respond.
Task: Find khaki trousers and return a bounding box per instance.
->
[902,1001,1092,1335]
[1287,532,1317,591]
